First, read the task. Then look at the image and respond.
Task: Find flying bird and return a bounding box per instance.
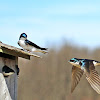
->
[2,65,15,77]
[69,58,100,94]
[18,33,48,54]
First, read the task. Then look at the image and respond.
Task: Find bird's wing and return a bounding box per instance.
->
[84,62,100,94]
[25,39,42,49]
[71,65,84,93]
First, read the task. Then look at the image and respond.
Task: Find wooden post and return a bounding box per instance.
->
[0,73,12,100]
[0,53,17,100]
[0,42,41,100]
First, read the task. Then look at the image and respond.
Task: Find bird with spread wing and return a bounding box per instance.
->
[69,58,100,94]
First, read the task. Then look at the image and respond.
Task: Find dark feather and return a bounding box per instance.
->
[25,39,47,50]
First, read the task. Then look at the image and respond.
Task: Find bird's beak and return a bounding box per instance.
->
[68,61,74,65]
[95,62,100,66]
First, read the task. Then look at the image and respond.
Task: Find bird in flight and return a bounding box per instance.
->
[18,33,48,54]
[69,58,100,94]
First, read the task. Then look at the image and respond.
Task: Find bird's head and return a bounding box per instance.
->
[69,58,80,67]
[19,33,27,40]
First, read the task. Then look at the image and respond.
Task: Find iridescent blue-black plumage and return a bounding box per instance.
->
[69,58,100,94]
[25,39,47,50]
[19,33,27,39]
[18,33,48,53]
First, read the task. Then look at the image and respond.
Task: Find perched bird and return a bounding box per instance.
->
[18,33,48,54]
[69,58,100,94]
[2,65,15,77]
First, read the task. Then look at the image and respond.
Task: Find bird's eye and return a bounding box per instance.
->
[70,60,74,62]
[79,62,82,65]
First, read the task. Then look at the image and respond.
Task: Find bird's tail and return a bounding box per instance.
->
[41,48,48,54]
[40,48,48,54]
[41,48,48,50]
[41,50,48,54]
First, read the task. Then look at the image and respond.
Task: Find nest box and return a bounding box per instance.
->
[0,42,40,100]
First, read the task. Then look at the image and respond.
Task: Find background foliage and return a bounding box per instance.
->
[18,42,100,100]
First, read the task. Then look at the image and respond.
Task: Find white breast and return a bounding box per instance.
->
[18,40,26,47]
[18,40,36,51]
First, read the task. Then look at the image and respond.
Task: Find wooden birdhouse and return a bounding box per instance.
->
[0,41,40,100]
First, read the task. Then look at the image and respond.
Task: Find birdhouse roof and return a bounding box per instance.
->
[0,41,41,59]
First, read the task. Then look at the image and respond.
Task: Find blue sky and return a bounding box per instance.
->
[0,0,100,49]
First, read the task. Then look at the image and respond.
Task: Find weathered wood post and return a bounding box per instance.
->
[0,42,40,100]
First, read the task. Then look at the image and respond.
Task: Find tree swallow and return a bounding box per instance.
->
[18,33,48,54]
[69,58,100,94]
[2,65,15,77]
